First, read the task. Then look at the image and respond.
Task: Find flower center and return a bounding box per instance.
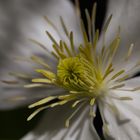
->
[57,57,84,85]
[57,56,109,99]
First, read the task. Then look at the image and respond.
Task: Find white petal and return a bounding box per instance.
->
[22,104,100,140]
[19,0,82,55]
[123,76,140,89]
[0,0,82,59]
[0,0,82,66]
[99,0,140,75]
[0,85,65,110]
[0,0,82,109]
[99,77,140,140]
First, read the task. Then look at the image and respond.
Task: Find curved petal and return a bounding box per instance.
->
[0,0,82,61]
[19,0,82,55]
[99,77,140,140]
[99,0,140,75]
[0,56,62,109]
[0,0,82,109]
[123,76,140,89]
[22,104,100,140]
[0,84,65,110]
[0,0,82,68]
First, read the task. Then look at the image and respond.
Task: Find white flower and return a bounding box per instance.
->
[1,0,140,140]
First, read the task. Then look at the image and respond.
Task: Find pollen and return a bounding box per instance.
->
[57,57,84,85]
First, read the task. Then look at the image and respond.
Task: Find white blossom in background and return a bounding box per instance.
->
[1,0,140,140]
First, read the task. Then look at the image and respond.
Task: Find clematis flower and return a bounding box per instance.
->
[1,0,140,140]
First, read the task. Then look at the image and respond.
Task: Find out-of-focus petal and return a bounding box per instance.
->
[99,77,140,140]
[19,0,82,55]
[22,104,100,140]
[0,0,82,61]
[0,0,82,109]
[0,84,65,110]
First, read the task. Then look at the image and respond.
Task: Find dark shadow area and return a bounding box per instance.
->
[94,107,105,140]
[71,0,107,33]
[0,107,43,140]
[133,72,140,78]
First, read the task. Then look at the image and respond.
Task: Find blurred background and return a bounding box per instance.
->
[0,0,107,139]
